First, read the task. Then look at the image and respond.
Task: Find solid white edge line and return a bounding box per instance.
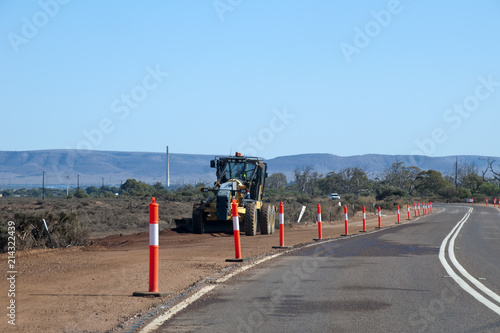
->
[448,209,500,304]
[139,252,283,333]
[141,213,456,332]
[139,219,409,332]
[439,208,500,316]
[140,285,217,333]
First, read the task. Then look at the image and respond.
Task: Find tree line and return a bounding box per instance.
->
[3,158,500,202]
[266,159,500,202]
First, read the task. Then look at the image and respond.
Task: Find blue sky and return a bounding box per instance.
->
[1,0,499,159]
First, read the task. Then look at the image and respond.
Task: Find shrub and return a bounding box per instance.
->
[296,194,312,204]
[438,187,458,199]
[0,212,89,252]
[457,188,472,199]
[376,186,406,201]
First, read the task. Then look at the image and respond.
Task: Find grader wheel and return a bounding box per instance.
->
[259,204,276,235]
[244,203,258,236]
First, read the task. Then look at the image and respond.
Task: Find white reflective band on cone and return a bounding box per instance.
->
[279,213,284,225]
[150,223,159,246]
[232,216,240,231]
[317,213,321,222]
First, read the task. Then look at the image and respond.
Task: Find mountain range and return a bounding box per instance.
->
[0,150,498,187]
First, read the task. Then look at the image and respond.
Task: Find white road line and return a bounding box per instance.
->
[439,207,500,316]
[447,210,500,304]
[140,284,217,333]
[139,234,362,332]
[139,232,367,332]
[141,214,476,333]
[139,252,283,333]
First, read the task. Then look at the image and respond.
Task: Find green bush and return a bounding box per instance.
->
[438,187,458,200]
[456,188,472,199]
[478,183,500,197]
[375,186,406,201]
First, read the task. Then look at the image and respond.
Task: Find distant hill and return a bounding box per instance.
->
[0,150,497,187]
[0,150,213,187]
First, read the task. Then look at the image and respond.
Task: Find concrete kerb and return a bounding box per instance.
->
[134,217,428,333]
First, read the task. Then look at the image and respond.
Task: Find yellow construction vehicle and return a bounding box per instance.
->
[192,153,276,236]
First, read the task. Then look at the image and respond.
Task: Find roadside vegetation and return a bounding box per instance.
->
[2,159,499,253]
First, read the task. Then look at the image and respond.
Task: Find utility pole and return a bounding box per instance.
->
[455,156,458,188]
[77,174,80,192]
[66,176,70,198]
[102,177,105,187]
[166,146,170,188]
[42,171,45,200]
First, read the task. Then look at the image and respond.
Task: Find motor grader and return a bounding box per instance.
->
[192,153,276,236]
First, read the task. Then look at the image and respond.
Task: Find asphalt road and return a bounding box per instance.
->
[153,204,500,332]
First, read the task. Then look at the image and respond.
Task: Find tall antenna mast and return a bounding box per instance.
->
[166,146,170,187]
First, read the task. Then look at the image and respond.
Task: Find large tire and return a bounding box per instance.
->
[259,204,276,235]
[192,202,205,234]
[244,203,258,236]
